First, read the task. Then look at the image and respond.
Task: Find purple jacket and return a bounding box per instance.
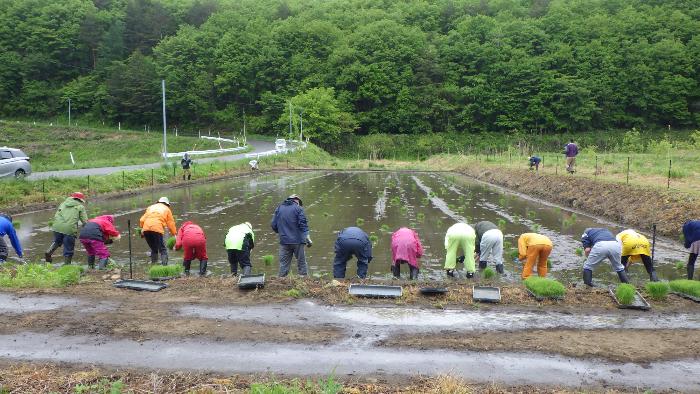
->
[565,143,578,157]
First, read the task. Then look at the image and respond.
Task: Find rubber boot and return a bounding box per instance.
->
[583,269,593,287]
[182,175,185,180]
[45,242,59,263]
[97,258,108,270]
[160,253,168,266]
[150,252,158,265]
[457,255,465,265]
[409,266,419,280]
[495,264,504,274]
[391,264,401,279]
[466,271,474,279]
[87,255,96,269]
[199,260,208,277]
[183,260,191,276]
[446,269,455,278]
[478,261,487,270]
[649,271,659,282]
[617,270,630,284]
[242,265,251,276]
[63,255,72,265]
[188,174,191,180]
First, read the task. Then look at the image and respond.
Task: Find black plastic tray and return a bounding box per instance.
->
[473,286,501,303]
[420,287,448,296]
[608,285,651,310]
[349,284,402,298]
[671,291,700,303]
[238,273,265,289]
[113,279,167,292]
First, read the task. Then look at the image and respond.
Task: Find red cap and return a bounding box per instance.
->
[70,192,85,201]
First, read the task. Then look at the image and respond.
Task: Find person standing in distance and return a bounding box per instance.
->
[564,139,579,174]
[271,194,311,277]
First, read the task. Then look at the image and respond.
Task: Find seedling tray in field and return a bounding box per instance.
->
[349,284,402,298]
[473,286,501,303]
[113,279,167,292]
[670,291,700,303]
[238,274,265,290]
[525,289,564,301]
[151,276,179,281]
[419,287,448,296]
[608,285,650,310]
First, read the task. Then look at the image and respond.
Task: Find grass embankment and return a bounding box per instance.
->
[0,120,243,171]
[0,143,331,211]
[0,263,82,288]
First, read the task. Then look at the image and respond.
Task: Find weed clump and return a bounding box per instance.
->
[524,277,565,298]
[166,236,176,249]
[148,264,183,279]
[645,282,669,301]
[669,280,700,297]
[0,263,82,288]
[482,267,495,279]
[262,255,274,266]
[616,283,636,305]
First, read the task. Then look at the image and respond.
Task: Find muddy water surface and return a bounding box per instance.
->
[14,171,686,282]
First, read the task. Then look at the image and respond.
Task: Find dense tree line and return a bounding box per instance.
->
[1,0,698,148]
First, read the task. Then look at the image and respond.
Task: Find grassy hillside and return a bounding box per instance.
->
[0,120,243,171]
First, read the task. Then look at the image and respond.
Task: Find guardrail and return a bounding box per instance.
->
[164,145,248,158]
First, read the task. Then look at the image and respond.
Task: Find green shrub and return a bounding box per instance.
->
[0,263,82,288]
[483,267,495,279]
[524,277,566,298]
[263,255,274,266]
[669,280,700,297]
[166,236,176,249]
[645,282,669,301]
[148,264,183,279]
[616,283,636,305]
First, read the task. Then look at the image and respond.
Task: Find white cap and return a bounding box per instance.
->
[158,197,171,206]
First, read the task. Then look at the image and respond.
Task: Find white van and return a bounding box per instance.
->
[275,139,287,152]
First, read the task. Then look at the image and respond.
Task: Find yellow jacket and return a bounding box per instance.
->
[616,229,651,262]
[139,203,177,236]
[518,233,552,260]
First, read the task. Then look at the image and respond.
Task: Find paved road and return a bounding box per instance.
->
[28,140,276,180]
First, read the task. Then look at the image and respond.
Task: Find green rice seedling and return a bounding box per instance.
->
[416,212,425,222]
[503,240,512,249]
[390,196,401,206]
[436,219,443,227]
[546,260,552,270]
[669,280,700,297]
[135,227,142,236]
[531,223,541,232]
[524,277,566,298]
[615,283,636,305]
[11,221,20,229]
[323,212,330,217]
[369,234,379,243]
[483,267,495,279]
[527,210,536,219]
[356,218,365,226]
[508,249,519,260]
[166,236,176,250]
[148,264,183,279]
[497,218,506,230]
[400,206,408,214]
[421,197,430,205]
[575,247,583,256]
[498,197,506,206]
[0,263,82,288]
[262,255,274,266]
[570,213,578,223]
[380,224,390,232]
[645,282,669,301]
[675,261,685,270]
[285,288,302,298]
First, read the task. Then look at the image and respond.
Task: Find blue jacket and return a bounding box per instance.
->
[336,227,372,260]
[529,156,541,164]
[581,228,615,249]
[683,220,700,249]
[271,199,309,244]
[0,216,22,257]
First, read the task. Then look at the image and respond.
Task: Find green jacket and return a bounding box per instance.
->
[225,223,254,250]
[51,197,88,236]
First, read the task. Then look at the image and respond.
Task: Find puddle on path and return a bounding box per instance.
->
[14,171,687,283]
[0,292,114,313]
[1,331,697,391]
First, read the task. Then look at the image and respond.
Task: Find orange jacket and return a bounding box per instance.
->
[518,233,552,260]
[139,203,176,235]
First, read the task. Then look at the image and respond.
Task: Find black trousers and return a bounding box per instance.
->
[227,248,251,274]
[0,237,7,260]
[622,254,654,274]
[143,231,167,261]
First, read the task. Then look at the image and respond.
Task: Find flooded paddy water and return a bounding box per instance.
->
[15,170,687,283]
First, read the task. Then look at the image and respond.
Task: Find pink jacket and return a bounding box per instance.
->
[391,227,423,268]
[90,215,120,240]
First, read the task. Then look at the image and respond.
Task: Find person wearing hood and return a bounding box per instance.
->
[0,214,22,264]
[616,229,658,282]
[581,227,628,286]
[46,192,88,265]
[391,227,423,280]
[139,197,177,265]
[271,194,310,277]
[181,153,192,180]
[475,221,504,274]
[517,233,553,279]
[334,226,373,279]
[528,156,541,171]
[682,220,700,280]
[225,222,255,276]
[79,215,120,270]
[174,221,208,276]
[444,222,476,278]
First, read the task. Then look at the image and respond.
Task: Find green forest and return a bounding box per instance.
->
[1,0,699,148]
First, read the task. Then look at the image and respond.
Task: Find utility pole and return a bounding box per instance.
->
[243,107,246,145]
[299,108,304,141]
[67,98,71,127]
[288,101,293,139]
[162,80,167,159]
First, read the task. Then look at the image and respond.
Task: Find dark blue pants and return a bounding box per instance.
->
[53,232,76,257]
[333,238,370,279]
